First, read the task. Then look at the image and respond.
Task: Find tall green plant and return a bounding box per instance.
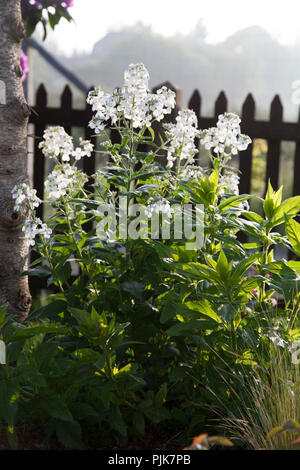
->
[4,63,300,448]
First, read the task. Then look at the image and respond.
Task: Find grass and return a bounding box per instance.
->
[216,347,300,450]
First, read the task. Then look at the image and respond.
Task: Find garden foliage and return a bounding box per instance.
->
[1,64,300,449]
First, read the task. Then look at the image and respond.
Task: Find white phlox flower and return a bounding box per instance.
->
[145,198,174,219]
[22,218,52,247]
[87,63,176,133]
[11,183,41,213]
[200,113,251,157]
[44,164,87,201]
[39,126,94,163]
[164,109,200,169]
[39,126,73,161]
[179,165,204,181]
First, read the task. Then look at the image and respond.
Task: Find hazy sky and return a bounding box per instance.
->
[47,0,300,55]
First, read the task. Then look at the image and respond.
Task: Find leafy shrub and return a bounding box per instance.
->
[3,63,300,449]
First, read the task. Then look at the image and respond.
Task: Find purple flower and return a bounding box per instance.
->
[20,50,29,82]
[60,0,74,6]
[22,0,74,10]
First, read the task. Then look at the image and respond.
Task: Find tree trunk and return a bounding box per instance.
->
[0,0,31,321]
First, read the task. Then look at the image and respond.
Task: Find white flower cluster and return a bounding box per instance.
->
[22,218,52,247]
[44,164,87,201]
[87,63,176,132]
[39,126,94,162]
[200,113,251,156]
[72,138,94,161]
[11,183,41,212]
[164,109,200,169]
[179,165,204,181]
[145,198,174,219]
[219,172,240,196]
[11,183,51,247]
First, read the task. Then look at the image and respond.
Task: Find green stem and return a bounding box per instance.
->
[62,198,100,297]
[41,238,65,293]
[230,319,237,354]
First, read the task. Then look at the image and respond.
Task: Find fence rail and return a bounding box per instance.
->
[28,82,300,291]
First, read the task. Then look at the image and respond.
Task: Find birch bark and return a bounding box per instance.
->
[0,0,31,321]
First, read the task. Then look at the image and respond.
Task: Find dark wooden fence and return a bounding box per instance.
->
[29,84,96,222]
[188,89,300,197]
[28,82,300,291]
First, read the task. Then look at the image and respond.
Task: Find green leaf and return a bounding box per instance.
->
[218,304,237,323]
[23,9,43,37]
[239,276,260,294]
[56,421,85,449]
[272,195,300,225]
[148,127,155,141]
[31,342,59,369]
[15,365,47,388]
[175,262,220,284]
[4,324,69,343]
[68,307,90,325]
[53,260,72,284]
[216,250,231,281]
[167,318,216,336]
[145,153,155,164]
[6,426,18,450]
[218,195,252,212]
[160,301,177,323]
[286,218,300,256]
[48,11,61,29]
[208,168,219,190]
[39,391,74,423]
[72,348,103,364]
[22,265,51,278]
[263,181,282,220]
[185,300,222,323]
[132,412,145,436]
[121,281,144,298]
[28,300,67,321]
[242,211,264,224]
[0,381,19,426]
[287,261,300,273]
[71,403,98,420]
[231,254,260,283]
[0,304,9,329]
[154,383,167,407]
[110,406,127,438]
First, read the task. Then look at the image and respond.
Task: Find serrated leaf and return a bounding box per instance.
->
[286,218,300,256]
[133,412,145,435]
[56,420,85,449]
[39,391,74,423]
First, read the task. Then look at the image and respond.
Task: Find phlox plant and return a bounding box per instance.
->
[1,63,300,449]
